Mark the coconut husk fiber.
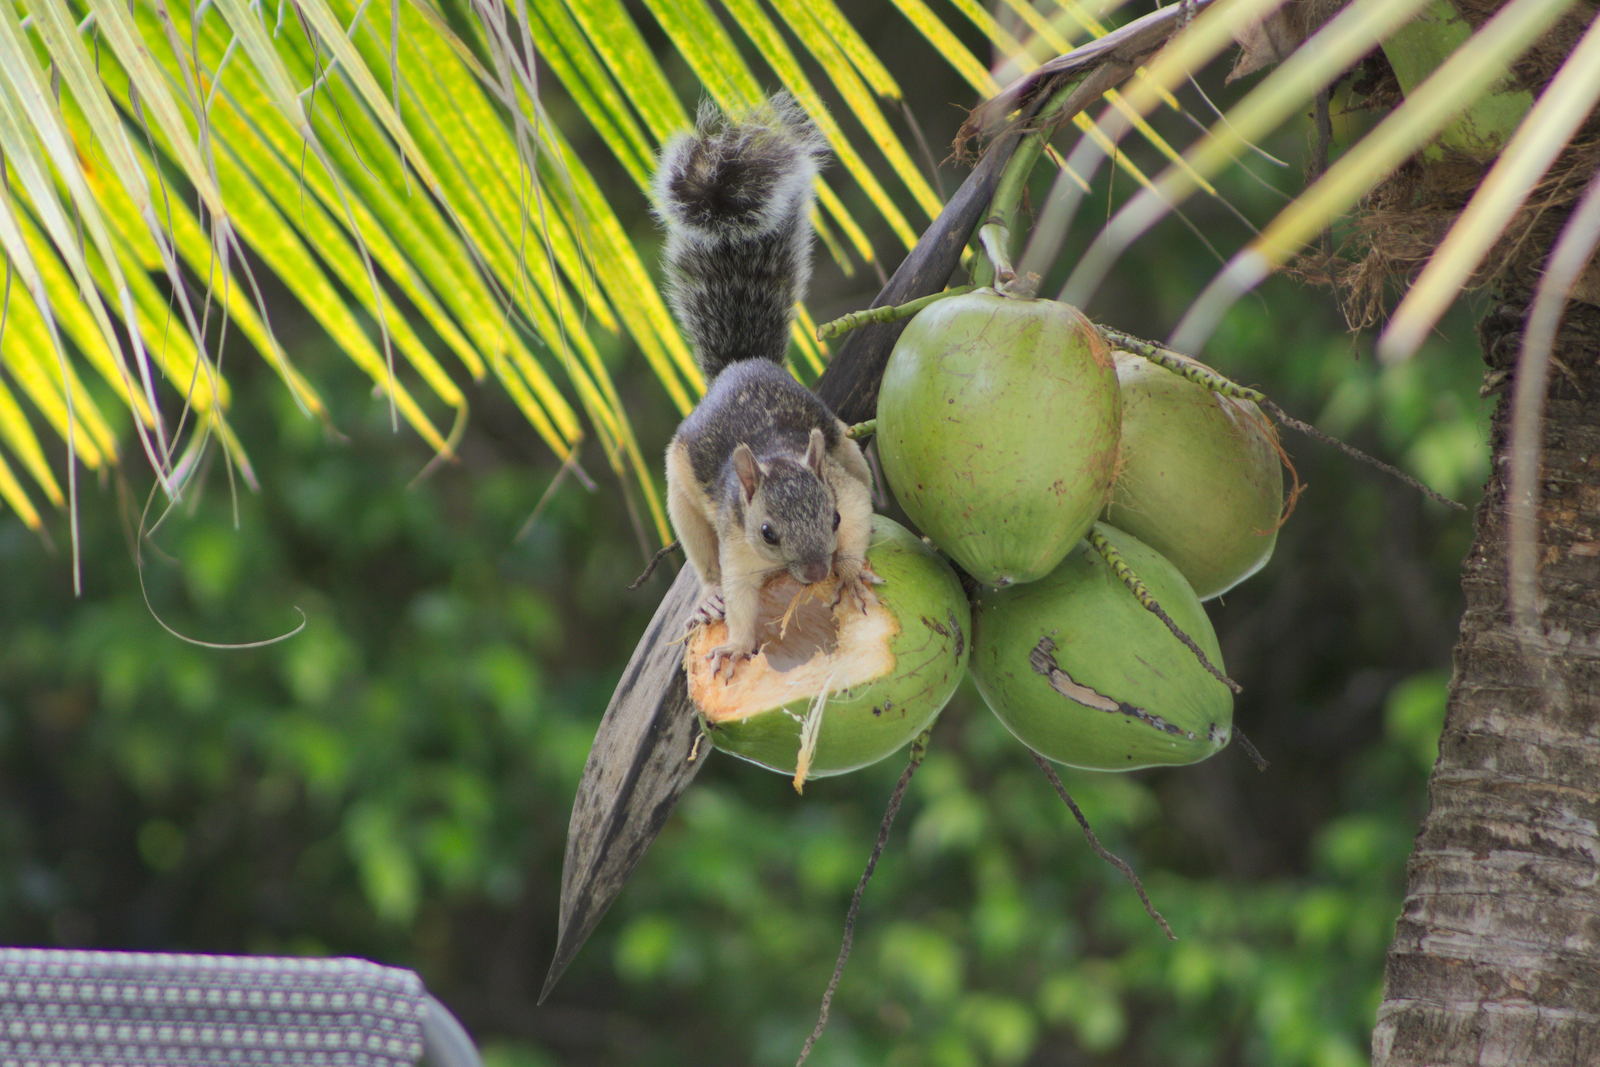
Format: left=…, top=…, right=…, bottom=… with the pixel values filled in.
left=1297, top=0, right=1600, bottom=326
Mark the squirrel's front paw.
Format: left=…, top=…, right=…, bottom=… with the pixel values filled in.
left=707, top=641, right=756, bottom=681
left=688, top=592, right=727, bottom=631
left=834, top=562, right=884, bottom=614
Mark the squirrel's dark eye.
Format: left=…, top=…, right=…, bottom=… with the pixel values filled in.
left=832, top=511, right=841, bottom=530
left=761, top=522, right=779, bottom=545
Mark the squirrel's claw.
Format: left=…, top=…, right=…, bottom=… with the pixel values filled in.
left=688, top=592, right=727, bottom=631
left=833, top=562, right=882, bottom=615
left=707, top=642, right=755, bottom=682
left=840, top=577, right=875, bottom=615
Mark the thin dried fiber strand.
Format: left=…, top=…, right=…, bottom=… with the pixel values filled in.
left=791, top=669, right=838, bottom=793
left=1033, top=752, right=1175, bottom=939
left=778, top=580, right=830, bottom=641
left=796, top=733, right=929, bottom=1065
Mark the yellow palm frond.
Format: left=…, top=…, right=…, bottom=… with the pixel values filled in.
left=8, top=0, right=1584, bottom=585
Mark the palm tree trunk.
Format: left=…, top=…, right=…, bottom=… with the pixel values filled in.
left=1373, top=297, right=1600, bottom=1064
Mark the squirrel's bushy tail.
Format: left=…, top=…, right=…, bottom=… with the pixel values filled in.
left=654, top=93, right=826, bottom=380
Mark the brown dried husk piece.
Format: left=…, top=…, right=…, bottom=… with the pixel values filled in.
left=1294, top=1, right=1600, bottom=323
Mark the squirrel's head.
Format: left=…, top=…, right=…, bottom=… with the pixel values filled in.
left=733, top=431, right=838, bottom=586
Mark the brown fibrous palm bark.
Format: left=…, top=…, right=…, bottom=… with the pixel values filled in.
left=1374, top=298, right=1600, bottom=1065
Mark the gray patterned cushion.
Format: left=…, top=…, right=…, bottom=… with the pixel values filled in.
left=0, top=950, right=427, bottom=1066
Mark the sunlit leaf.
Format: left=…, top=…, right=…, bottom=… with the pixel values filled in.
left=765, top=0, right=944, bottom=228
left=719, top=0, right=922, bottom=247
left=783, top=0, right=901, bottom=100
left=894, top=0, right=1206, bottom=218
left=0, top=371, right=63, bottom=506
left=555, top=0, right=690, bottom=144
left=0, top=443, right=41, bottom=527
left=523, top=0, right=656, bottom=188
left=8, top=211, right=124, bottom=464
left=0, top=1, right=169, bottom=479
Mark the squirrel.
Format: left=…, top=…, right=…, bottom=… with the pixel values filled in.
left=654, top=94, right=877, bottom=678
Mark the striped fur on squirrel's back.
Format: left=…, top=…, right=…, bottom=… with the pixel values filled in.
left=653, top=94, right=826, bottom=379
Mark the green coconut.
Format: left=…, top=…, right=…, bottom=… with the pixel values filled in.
left=876, top=288, right=1121, bottom=587
left=1105, top=351, right=1284, bottom=600
left=969, top=523, right=1232, bottom=771
left=688, top=515, right=969, bottom=784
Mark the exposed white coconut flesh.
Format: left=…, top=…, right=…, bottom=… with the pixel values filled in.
left=686, top=574, right=898, bottom=723
left=682, top=516, right=972, bottom=787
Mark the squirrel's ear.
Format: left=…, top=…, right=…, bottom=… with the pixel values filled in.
left=804, top=428, right=826, bottom=476
left=733, top=443, right=763, bottom=502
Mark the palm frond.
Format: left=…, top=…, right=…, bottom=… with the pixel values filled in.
left=11, top=0, right=1043, bottom=553
left=7, top=0, right=1590, bottom=581
left=0, top=369, right=61, bottom=512
left=0, top=439, right=43, bottom=527
left=1508, top=170, right=1600, bottom=627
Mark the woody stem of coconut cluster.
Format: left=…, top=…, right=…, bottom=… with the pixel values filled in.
left=628, top=540, right=681, bottom=589
left=1102, top=327, right=1465, bottom=511
left=816, top=287, right=975, bottom=341
left=1088, top=528, right=1241, bottom=694
left=970, top=79, right=1083, bottom=292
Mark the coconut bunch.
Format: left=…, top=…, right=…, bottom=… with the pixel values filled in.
left=687, top=285, right=1288, bottom=784
left=877, top=287, right=1284, bottom=773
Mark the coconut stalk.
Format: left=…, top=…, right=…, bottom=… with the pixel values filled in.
left=1086, top=526, right=1239, bottom=693
left=1101, top=327, right=1465, bottom=511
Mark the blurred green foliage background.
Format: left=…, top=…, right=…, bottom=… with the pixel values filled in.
left=0, top=20, right=1489, bottom=1067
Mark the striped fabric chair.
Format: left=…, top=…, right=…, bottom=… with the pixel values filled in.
left=0, top=949, right=481, bottom=1066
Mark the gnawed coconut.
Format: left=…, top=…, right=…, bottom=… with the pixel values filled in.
left=969, top=523, right=1232, bottom=771
left=876, top=288, right=1121, bottom=587
left=1105, top=350, right=1284, bottom=600
left=688, top=516, right=969, bottom=783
